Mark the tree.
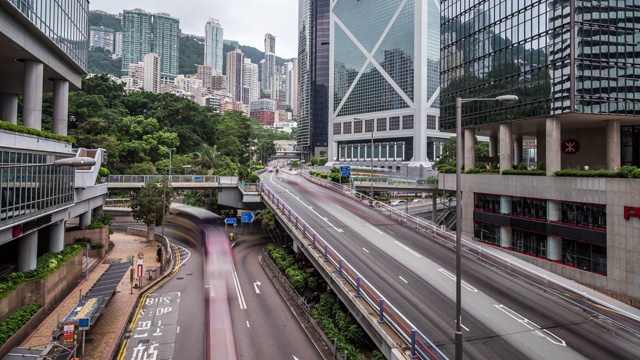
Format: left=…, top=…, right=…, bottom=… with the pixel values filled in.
left=131, top=179, right=171, bottom=241
left=434, top=136, right=490, bottom=171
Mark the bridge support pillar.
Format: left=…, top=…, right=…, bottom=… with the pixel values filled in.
left=432, top=193, right=437, bottom=223
left=18, top=232, right=38, bottom=272
left=79, top=211, right=91, bottom=229
left=49, top=221, right=64, bottom=253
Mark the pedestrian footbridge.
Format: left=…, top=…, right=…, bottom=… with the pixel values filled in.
left=105, top=175, right=239, bottom=190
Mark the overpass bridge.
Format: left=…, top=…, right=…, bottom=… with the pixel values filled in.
left=105, top=175, right=239, bottom=190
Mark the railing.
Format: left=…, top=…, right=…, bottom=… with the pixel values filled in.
left=259, top=181, right=448, bottom=360
left=239, top=181, right=259, bottom=192
left=106, top=175, right=239, bottom=185
left=435, top=206, right=454, bottom=225
left=300, top=172, right=640, bottom=330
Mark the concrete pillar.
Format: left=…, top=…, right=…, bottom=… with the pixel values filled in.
left=514, top=136, right=523, bottom=166
left=432, top=193, right=437, bottom=223
left=546, top=117, right=561, bottom=175
left=500, top=195, right=512, bottom=214
left=464, top=128, right=475, bottom=171
left=489, top=133, right=498, bottom=157
left=536, top=131, right=546, bottom=169
left=499, top=123, right=513, bottom=172
left=0, top=93, right=18, bottom=123
left=80, top=211, right=92, bottom=229
left=547, top=200, right=561, bottom=222
left=49, top=222, right=65, bottom=253
left=52, top=79, right=69, bottom=136
left=606, top=120, right=621, bottom=170
left=22, top=60, right=44, bottom=130
left=500, top=227, right=512, bottom=249
left=547, top=235, right=562, bottom=261
left=18, top=232, right=38, bottom=272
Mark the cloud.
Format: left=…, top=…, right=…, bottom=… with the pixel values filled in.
left=90, top=0, right=299, bottom=58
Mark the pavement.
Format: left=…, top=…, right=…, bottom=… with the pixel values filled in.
left=19, top=232, right=170, bottom=360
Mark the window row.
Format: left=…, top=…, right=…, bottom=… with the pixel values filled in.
left=338, top=142, right=405, bottom=161
left=333, top=115, right=417, bottom=135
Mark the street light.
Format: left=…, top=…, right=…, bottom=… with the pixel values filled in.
left=162, top=148, right=176, bottom=238
left=355, top=117, right=374, bottom=198
left=454, top=95, right=518, bottom=359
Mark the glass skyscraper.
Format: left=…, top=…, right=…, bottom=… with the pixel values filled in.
left=441, top=0, right=640, bottom=302
left=298, top=0, right=330, bottom=159
left=328, top=0, right=444, bottom=169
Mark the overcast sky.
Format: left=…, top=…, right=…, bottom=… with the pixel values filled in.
left=90, top=0, right=299, bottom=58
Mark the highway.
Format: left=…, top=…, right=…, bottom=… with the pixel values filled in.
left=262, top=171, right=640, bottom=359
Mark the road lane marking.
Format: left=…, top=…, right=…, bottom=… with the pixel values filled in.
left=461, top=324, right=469, bottom=332
left=394, top=241, right=422, bottom=258
left=494, top=304, right=566, bottom=346
left=362, top=248, right=369, bottom=253
left=438, top=269, right=478, bottom=292
left=232, top=270, right=247, bottom=310
left=399, top=276, right=408, bottom=284
left=246, top=321, right=250, bottom=328
left=254, top=281, right=261, bottom=294
left=367, top=224, right=384, bottom=234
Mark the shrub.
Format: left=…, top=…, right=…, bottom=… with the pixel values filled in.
left=517, top=162, right=528, bottom=170
left=538, top=161, right=545, bottom=171
left=90, top=242, right=105, bottom=250
left=0, top=302, right=42, bottom=346
left=632, top=169, right=640, bottom=178
left=619, top=165, right=638, bottom=178
left=245, top=172, right=260, bottom=182
left=501, top=169, right=546, bottom=176
left=554, top=169, right=622, bottom=178
left=437, top=165, right=456, bottom=173
left=464, top=167, right=485, bottom=174
left=0, top=121, right=74, bottom=143
left=87, top=221, right=105, bottom=229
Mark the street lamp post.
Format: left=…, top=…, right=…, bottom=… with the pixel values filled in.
left=454, top=95, right=517, bottom=359
left=162, top=148, right=176, bottom=238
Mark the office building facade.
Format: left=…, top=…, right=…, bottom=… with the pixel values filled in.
left=441, top=0, right=640, bottom=302
left=205, top=18, right=224, bottom=74
left=328, top=0, right=444, bottom=171
left=0, top=0, right=107, bottom=274
left=298, top=0, right=330, bottom=159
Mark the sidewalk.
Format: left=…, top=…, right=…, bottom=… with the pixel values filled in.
left=19, top=232, right=167, bottom=360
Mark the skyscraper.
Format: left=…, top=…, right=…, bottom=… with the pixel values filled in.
left=286, top=60, right=298, bottom=116
left=297, top=0, right=330, bottom=159
left=261, top=52, right=276, bottom=92
left=226, top=48, right=245, bottom=102
left=121, top=9, right=179, bottom=79
left=205, top=18, right=224, bottom=74
left=121, top=9, right=153, bottom=74
left=196, top=64, right=212, bottom=90
left=328, top=0, right=443, bottom=170
left=264, top=33, right=276, bottom=54
left=153, top=13, right=180, bottom=79
left=143, top=52, right=160, bottom=93
left=440, top=0, right=640, bottom=303
left=243, top=58, right=259, bottom=104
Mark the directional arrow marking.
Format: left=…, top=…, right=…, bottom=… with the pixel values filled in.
left=254, top=281, right=261, bottom=294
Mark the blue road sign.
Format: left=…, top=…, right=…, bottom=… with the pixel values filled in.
left=78, top=317, right=90, bottom=330
left=340, top=165, right=351, bottom=177
left=241, top=212, right=254, bottom=223
left=225, top=217, right=237, bottom=225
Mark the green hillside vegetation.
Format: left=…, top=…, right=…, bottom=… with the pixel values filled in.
left=89, top=11, right=122, bottom=31
left=88, top=47, right=121, bottom=76
left=179, top=35, right=204, bottom=75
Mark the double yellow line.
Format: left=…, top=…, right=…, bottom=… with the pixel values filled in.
left=116, top=243, right=182, bottom=360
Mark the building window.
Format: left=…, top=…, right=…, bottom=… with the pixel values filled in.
left=343, top=122, right=352, bottom=134
left=364, top=119, right=374, bottom=133
left=402, top=115, right=414, bottom=130
left=354, top=120, right=363, bottom=133
left=512, top=197, right=547, bottom=220
left=427, top=115, right=437, bottom=130
left=560, top=202, right=606, bottom=230
left=475, top=193, right=500, bottom=213
left=377, top=118, right=387, bottom=131
left=389, top=116, right=400, bottom=131
left=333, top=123, right=341, bottom=135
left=512, top=229, right=547, bottom=258
left=474, top=222, right=500, bottom=246
left=562, top=239, right=607, bottom=275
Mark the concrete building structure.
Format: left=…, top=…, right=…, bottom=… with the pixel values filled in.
left=211, top=73, right=227, bottom=92
left=250, top=99, right=278, bottom=126
left=153, top=13, right=180, bottom=80
left=89, top=26, right=116, bottom=52
left=113, top=31, right=123, bottom=59
left=226, top=48, right=245, bottom=103
left=121, top=9, right=153, bottom=74
left=0, top=0, right=107, bottom=272
left=143, top=53, right=160, bottom=93
left=204, top=18, right=224, bottom=74
left=328, top=0, right=447, bottom=173
left=243, top=59, right=260, bottom=104
left=196, top=64, right=212, bottom=90
left=264, top=33, right=276, bottom=54
left=298, top=0, right=330, bottom=159
left=261, top=53, right=276, bottom=92
left=286, top=60, right=298, bottom=116
left=441, top=0, right=640, bottom=302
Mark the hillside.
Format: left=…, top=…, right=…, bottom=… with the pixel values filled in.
left=88, top=10, right=294, bottom=77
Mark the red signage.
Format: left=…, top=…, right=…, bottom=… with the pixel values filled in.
left=12, top=225, right=22, bottom=238
left=561, top=139, right=580, bottom=154
left=63, top=323, right=75, bottom=345
left=137, top=264, right=144, bottom=278
left=624, top=206, right=640, bottom=220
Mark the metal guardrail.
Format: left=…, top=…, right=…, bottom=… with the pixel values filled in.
left=259, top=181, right=448, bottom=360
left=106, top=175, right=239, bottom=185
left=300, top=172, right=640, bottom=328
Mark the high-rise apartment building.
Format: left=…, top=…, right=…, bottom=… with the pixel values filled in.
left=121, top=9, right=179, bottom=79
left=264, top=33, right=276, bottom=54
left=242, top=59, right=259, bottom=104
left=298, top=0, right=330, bottom=159
left=328, top=0, right=444, bottom=171
left=121, top=9, right=153, bottom=74
left=286, top=60, right=298, bottom=116
left=211, top=73, right=227, bottom=92
left=143, top=53, right=160, bottom=93
left=226, top=48, right=245, bottom=102
left=113, top=32, right=123, bottom=59
left=196, top=64, right=212, bottom=90
left=261, top=53, right=276, bottom=92
left=205, top=18, right=224, bottom=74
left=440, top=0, right=640, bottom=302
left=153, top=13, right=179, bottom=79
left=89, top=26, right=116, bottom=52
left=271, top=72, right=287, bottom=110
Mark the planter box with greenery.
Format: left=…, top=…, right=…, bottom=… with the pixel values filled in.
left=0, top=302, right=43, bottom=358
